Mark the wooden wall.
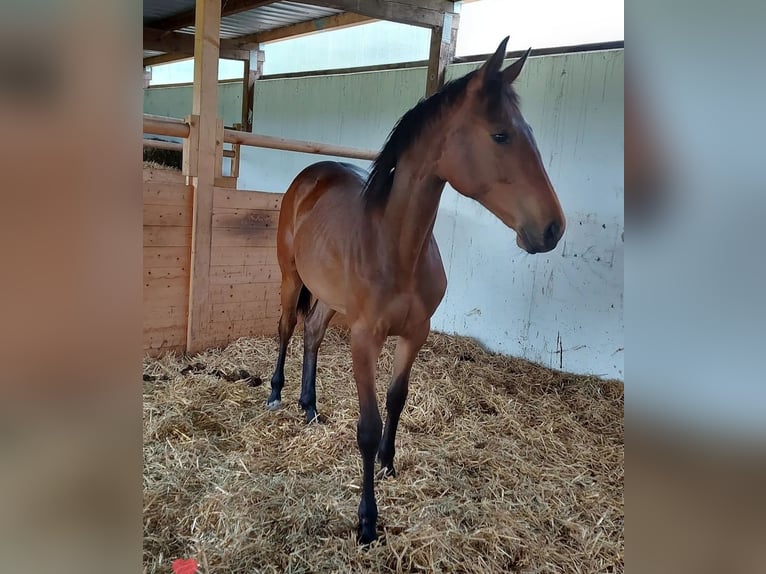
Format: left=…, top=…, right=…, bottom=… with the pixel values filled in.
left=206, top=186, right=282, bottom=348
left=143, top=165, right=283, bottom=356
left=143, top=166, right=193, bottom=355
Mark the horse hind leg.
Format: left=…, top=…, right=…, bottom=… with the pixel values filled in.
left=268, top=272, right=311, bottom=409
left=299, top=299, right=336, bottom=423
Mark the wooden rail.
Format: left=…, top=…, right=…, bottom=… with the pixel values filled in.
left=142, top=113, right=377, bottom=161
left=143, top=138, right=183, bottom=151
left=143, top=114, right=190, bottom=139
left=223, top=128, right=377, bottom=161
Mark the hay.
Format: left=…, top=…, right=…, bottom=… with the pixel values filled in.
left=143, top=328, right=623, bottom=573
left=143, top=159, right=181, bottom=171
left=143, top=147, right=182, bottom=170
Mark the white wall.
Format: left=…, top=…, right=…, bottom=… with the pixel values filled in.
left=436, top=54, right=624, bottom=379
left=237, top=50, right=624, bottom=379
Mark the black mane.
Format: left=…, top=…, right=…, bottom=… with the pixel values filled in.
left=362, top=69, right=519, bottom=209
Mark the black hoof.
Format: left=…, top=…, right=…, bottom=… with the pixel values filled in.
left=357, top=521, right=377, bottom=545
left=266, top=390, right=282, bottom=410
left=376, top=465, right=396, bottom=480
left=304, top=408, right=320, bottom=424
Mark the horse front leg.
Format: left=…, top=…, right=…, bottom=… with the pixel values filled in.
left=350, top=327, right=385, bottom=544
left=378, top=320, right=429, bottom=478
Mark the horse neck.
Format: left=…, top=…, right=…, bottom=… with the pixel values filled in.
left=378, top=138, right=447, bottom=276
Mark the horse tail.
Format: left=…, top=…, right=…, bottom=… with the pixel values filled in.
left=296, top=285, right=312, bottom=317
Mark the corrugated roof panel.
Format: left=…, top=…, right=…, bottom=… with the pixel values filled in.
left=174, top=1, right=343, bottom=39
left=144, top=0, right=196, bottom=25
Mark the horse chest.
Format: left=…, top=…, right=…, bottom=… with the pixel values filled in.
left=382, top=279, right=444, bottom=335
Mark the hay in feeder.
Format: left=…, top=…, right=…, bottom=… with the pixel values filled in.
left=143, top=327, right=623, bottom=573
left=143, top=147, right=182, bottom=170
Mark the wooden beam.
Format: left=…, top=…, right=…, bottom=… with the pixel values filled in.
left=142, top=114, right=377, bottom=160
left=241, top=12, right=373, bottom=44
left=241, top=48, right=264, bottom=132
left=294, top=0, right=456, bottom=28
left=144, top=28, right=253, bottom=61
left=143, top=53, right=190, bottom=67
left=148, top=0, right=278, bottom=32
left=186, top=0, right=222, bottom=355
left=425, top=11, right=458, bottom=95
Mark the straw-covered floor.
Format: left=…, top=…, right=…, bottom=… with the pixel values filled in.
left=143, top=328, right=623, bottom=573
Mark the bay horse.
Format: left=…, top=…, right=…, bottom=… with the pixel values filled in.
left=268, top=37, right=565, bottom=544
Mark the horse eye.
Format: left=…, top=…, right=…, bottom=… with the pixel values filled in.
left=492, top=132, right=510, bottom=144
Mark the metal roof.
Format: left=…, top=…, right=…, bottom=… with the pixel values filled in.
left=145, top=1, right=342, bottom=40
left=143, top=0, right=197, bottom=24
left=178, top=3, right=341, bottom=39
left=142, top=1, right=461, bottom=63
left=144, top=1, right=345, bottom=61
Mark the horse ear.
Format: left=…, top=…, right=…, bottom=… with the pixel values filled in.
left=502, top=47, right=532, bottom=84
left=469, top=36, right=509, bottom=92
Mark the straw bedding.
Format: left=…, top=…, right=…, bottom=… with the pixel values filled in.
left=143, top=327, right=623, bottom=573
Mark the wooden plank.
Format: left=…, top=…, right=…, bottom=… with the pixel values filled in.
left=143, top=292, right=189, bottom=310
left=144, top=204, right=193, bottom=227
left=213, top=188, right=282, bottom=210
left=143, top=166, right=185, bottom=185
left=144, top=303, right=189, bottom=329
left=145, top=345, right=186, bottom=358
left=144, top=226, right=192, bottom=247
left=144, top=325, right=187, bottom=351
left=214, top=176, right=238, bottom=188
left=210, top=245, right=277, bottom=266
left=211, top=226, right=277, bottom=247
left=144, top=267, right=189, bottom=282
left=294, top=0, right=455, bottom=28
left=212, top=208, right=279, bottom=230
left=426, top=12, right=458, bottom=95
left=144, top=298, right=188, bottom=316
left=210, top=264, right=281, bottom=285
left=209, top=282, right=280, bottom=304
left=248, top=12, right=372, bottom=44
left=144, top=275, right=188, bottom=291
left=241, top=49, right=264, bottom=133
left=182, top=114, right=199, bottom=177
left=143, top=182, right=192, bottom=206
left=187, top=0, right=221, bottom=354
left=205, top=318, right=280, bottom=341
left=144, top=53, right=190, bottom=67
left=212, top=300, right=268, bottom=322
left=144, top=246, right=191, bottom=268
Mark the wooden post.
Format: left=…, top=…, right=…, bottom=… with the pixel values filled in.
left=425, top=11, right=459, bottom=96
left=241, top=47, right=264, bottom=133
left=186, top=0, right=221, bottom=355
left=143, top=67, right=152, bottom=89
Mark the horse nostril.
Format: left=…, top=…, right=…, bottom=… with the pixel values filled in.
left=544, top=220, right=561, bottom=248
